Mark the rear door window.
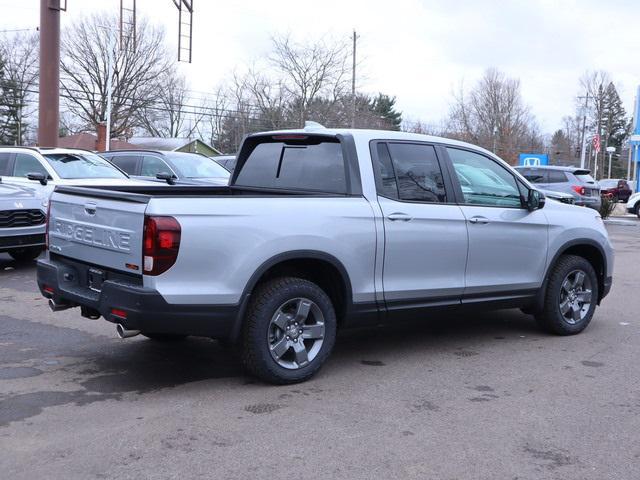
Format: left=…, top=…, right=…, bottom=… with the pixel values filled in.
left=235, top=138, right=346, bottom=193
left=547, top=170, right=567, bottom=183
left=0, top=153, right=11, bottom=175
left=520, top=168, right=547, bottom=184
left=385, top=143, right=447, bottom=202
left=109, top=155, right=140, bottom=175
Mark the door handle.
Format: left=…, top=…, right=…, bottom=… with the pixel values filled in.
left=468, top=216, right=489, bottom=224
left=387, top=212, right=412, bottom=222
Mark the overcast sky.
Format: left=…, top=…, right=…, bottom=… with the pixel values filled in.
left=2, top=0, right=639, bottom=133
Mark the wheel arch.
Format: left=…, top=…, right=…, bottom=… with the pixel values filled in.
left=229, top=250, right=353, bottom=342
left=534, top=239, right=607, bottom=312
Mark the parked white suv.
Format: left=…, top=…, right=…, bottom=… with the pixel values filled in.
left=0, top=147, right=152, bottom=195
left=38, top=126, right=615, bottom=384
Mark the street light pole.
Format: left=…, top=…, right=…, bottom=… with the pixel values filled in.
left=606, top=146, right=615, bottom=179
left=578, top=93, right=589, bottom=169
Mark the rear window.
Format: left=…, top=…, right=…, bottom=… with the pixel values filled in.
left=575, top=173, right=596, bottom=184
left=235, top=138, right=346, bottom=193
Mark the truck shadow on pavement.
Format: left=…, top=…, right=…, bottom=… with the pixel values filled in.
left=0, top=307, right=547, bottom=427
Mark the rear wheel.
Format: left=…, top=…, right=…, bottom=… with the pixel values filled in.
left=636, top=202, right=640, bottom=218
left=535, top=255, right=598, bottom=335
left=8, top=246, right=42, bottom=262
left=241, top=277, right=337, bottom=384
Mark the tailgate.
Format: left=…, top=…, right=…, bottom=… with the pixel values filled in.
left=48, top=188, right=148, bottom=274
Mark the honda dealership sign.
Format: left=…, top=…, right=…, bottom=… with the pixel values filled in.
left=518, top=153, right=549, bottom=166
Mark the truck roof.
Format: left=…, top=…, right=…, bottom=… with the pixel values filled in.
left=249, top=125, right=499, bottom=159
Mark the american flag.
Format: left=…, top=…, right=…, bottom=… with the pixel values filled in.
left=592, top=134, right=601, bottom=153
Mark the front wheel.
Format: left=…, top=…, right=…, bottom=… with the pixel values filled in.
left=8, top=246, right=43, bottom=262
left=241, top=277, right=337, bottom=384
left=535, top=255, right=599, bottom=335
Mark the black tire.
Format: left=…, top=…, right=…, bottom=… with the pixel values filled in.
left=140, top=333, right=187, bottom=341
left=636, top=203, right=640, bottom=218
left=8, top=246, right=43, bottom=262
left=535, top=255, right=599, bottom=335
left=241, top=277, right=337, bottom=384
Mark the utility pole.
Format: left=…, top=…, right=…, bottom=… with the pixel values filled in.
left=39, top=0, right=64, bottom=147
left=578, top=92, right=589, bottom=169
left=351, top=30, right=357, bottom=128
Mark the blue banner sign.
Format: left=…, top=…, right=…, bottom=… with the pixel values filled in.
left=518, top=153, right=549, bottom=166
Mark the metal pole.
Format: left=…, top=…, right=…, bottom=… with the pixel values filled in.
left=607, top=152, right=612, bottom=179
left=627, top=144, right=633, bottom=180
left=38, top=0, right=61, bottom=147
left=579, top=93, right=589, bottom=169
left=351, top=30, right=357, bottom=128
left=105, top=31, right=114, bottom=151
left=633, top=143, right=640, bottom=184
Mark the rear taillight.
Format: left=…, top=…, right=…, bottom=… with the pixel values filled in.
left=45, top=200, right=52, bottom=249
left=143, top=216, right=181, bottom=276
left=571, top=185, right=586, bottom=196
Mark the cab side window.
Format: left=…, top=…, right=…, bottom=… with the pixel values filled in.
left=374, top=142, right=447, bottom=203
left=13, top=153, right=48, bottom=178
left=447, top=148, right=522, bottom=208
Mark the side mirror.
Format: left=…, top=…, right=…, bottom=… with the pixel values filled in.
left=156, top=172, right=177, bottom=185
left=27, top=172, right=48, bottom=186
left=527, top=189, right=545, bottom=211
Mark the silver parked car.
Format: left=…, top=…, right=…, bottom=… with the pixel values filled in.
left=0, top=181, right=46, bottom=262
left=515, top=165, right=601, bottom=210
left=38, top=126, right=614, bottom=384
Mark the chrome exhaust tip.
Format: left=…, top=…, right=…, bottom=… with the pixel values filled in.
left=48, top=298, right=71, bottom=312
left=116, top=324, right=140, bottom=339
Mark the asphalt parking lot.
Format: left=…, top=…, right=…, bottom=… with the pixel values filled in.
left=1, top=222, right=639, bottom=480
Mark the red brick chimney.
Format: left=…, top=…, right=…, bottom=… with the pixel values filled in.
left=95, top=123, right=107, bottom=152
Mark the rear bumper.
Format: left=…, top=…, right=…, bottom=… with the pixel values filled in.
left=575, top=196, right=601, bottom=210
left=0, top=233, right=45, bottom=252
left=37, top=255, right=241, bottom=339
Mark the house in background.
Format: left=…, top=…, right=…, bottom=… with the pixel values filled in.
left=58, top=124, right=139, bottom=151
left=127, top=137, right=223, bottom=156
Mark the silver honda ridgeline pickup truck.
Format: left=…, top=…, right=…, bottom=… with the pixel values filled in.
left=37, top=126, right=614, bottom=384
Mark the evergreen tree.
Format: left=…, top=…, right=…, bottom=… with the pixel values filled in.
left=370, top=94, right=402, bottom=130
left=600, top=82, right=630, bottom=177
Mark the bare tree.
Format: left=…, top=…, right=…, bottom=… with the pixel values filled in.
left=0, top=32, right=39, bottom=144
left=270, top=34, right=350, bottom=127
left=195, top=85, right=229, bottom=150
left=446, top=68, right=541, bottom=163
left=60, top=13, right=172, bottom=138
left=136, top=68, right=204, bottom=138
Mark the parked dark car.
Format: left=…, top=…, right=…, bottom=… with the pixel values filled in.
left=598, top=179, right=633, bottom=202
left=212, top=155, right=237, bottom=173
left=101, top=150, right=230, bottom=185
